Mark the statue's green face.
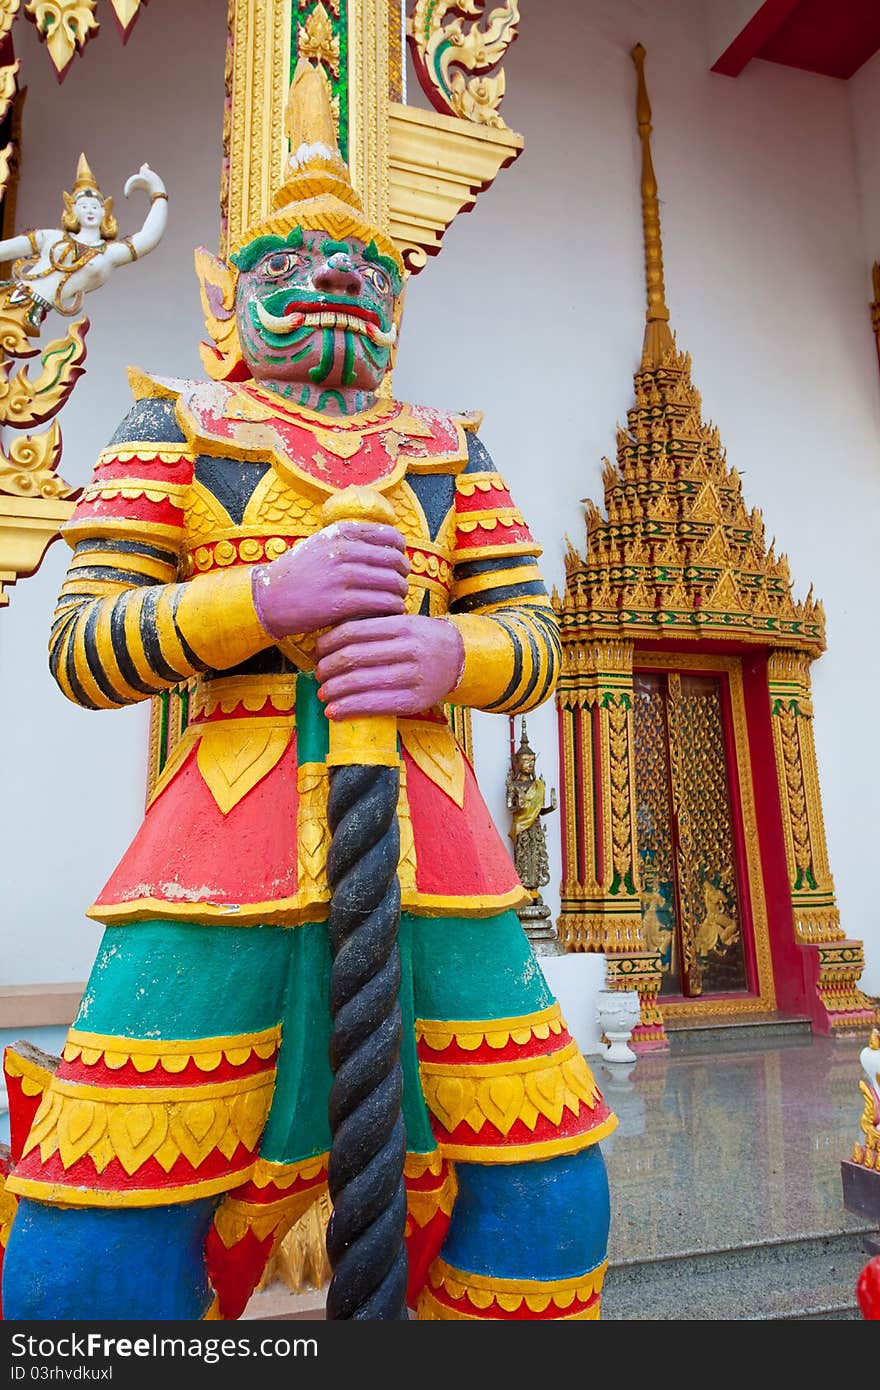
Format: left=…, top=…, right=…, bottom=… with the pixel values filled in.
left=232, top=226, right=401, bottom=396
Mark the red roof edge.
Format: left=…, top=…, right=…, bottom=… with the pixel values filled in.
left=711, top=0, right=802, bottom=77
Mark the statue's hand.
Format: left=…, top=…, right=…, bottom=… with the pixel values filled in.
left=252, top=521, right=410, bottom=639
left=124, top=163, right=166, bottom=199
left=314, top=614, right=465, bottom=720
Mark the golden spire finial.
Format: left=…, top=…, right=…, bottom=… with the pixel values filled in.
left=233, top=57, right=404, bottom=281
left=71, top=152, right=102, bottom=199
left=267, top=57, right=365, bottom=221
left=285, top=57, right=339, bottom=161
left=631, top=44, right=673, bottom=368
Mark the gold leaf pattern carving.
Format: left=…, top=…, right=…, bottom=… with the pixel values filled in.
left=25, top=0, right=99, bottom=77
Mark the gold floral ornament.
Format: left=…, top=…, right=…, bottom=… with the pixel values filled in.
left=25, top=0, right=99, bottom=79
left=407, top=0, right=521, bottom=129
left=297, top=1, right=339, bottom=79
left=0, top=1, right=20, bottom=42
left=0, top=320, right=85, bottom=499
left=0, top=418, right=66, bottom=498
left=24, top=0, right=147, bottom=79
left=0, top=58, right=19, bottom=123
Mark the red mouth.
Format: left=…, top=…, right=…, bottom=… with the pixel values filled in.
left=282, top=299, right=382, bottom=329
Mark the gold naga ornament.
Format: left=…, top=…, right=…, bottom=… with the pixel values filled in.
left=850, top=1028, right=880, bottom=1172
left=407, top=0, right=521, bottom=128
left=841, top=1026, right=880, bottom=1250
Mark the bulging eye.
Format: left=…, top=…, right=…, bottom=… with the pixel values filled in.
left=262, top=251, right=300, bottom=279
left=363, top=265, right=389, bottom=295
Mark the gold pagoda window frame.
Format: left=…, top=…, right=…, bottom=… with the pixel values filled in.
left=633, top=650, right=776, bottom=1021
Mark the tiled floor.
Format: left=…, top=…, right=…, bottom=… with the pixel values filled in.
left=248, top=1019, right=880, bottom=1319
left=596, top=1024, right=876, bottom=1264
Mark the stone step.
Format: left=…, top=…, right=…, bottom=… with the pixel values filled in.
left=601, top=1229, right=872, bottom=1321
left=663, top=1011, right=813, bottom=1055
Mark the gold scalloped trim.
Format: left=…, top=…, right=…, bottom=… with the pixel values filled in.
left=81, top=481, right=189, bottom=504
left=96, top=446, right=192, bottom=469
left=416, top=1003, right=564, bottom=1052
left=407, top=1170, right=458, bottom=1230
left=3, top=1047, right=55, bottom=1097
left=419, top=1042, right=600, bottom=1137
left=423, top=1258, right=607, bottom=1316
left=455, top=510, right=525, bottom=533
left=18, top=1072, right=275, bottom=1177
left=62, top=1026, right=281, bottom=1074
left=403, top=1149, right=446, bottom=1179
left=212, top=1188, right=320, bottom=1249
left=418, top=1286, right=601, bottom=1319
left=249, top=1155, right=329, bottom=1190
left=191, top=675, right=299, bottom=718
left=409, top=548, right=453, bottom=585
left=455, top=473, right=509, bottom=497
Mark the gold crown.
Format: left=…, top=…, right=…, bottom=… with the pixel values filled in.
left=233, top=58, right=404, bottom=278
left=515, top=719, right=537, bottom=760
left=69, top=152, right=104, bottom=201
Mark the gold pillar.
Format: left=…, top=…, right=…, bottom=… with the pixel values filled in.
left=347, top=0, right=391, bottom=235
left=769, top=649, right=877, bottom=1029
left=222, top=0, right=293, bottom=259
left=556, top=638, right=665, bottom=1046
left=769, top=650, right=842, bottom=945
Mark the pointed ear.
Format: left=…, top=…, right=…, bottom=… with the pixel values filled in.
left=102, top=195, right=114, bottom=219
left=194, top=247, right=249, bottom=381
left=195, top=246, right=235, bottom=318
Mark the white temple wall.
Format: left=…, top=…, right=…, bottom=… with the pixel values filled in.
left=851, top=49, right=880, bottom=282
left=1, top=0, right=878, bottom=1033
left=701, top=0, right=764, bottom=69
left=397, top=2, right=880, bottom=998
left=1, top=0, right=227, bottom=999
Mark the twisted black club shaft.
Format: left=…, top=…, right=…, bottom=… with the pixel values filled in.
left=325, top=762, right=409, bottom=1321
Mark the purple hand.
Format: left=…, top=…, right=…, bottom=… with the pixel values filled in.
left=252, top=521, right=410, bottom=638
left=314, top=615, right=465, bottom=719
